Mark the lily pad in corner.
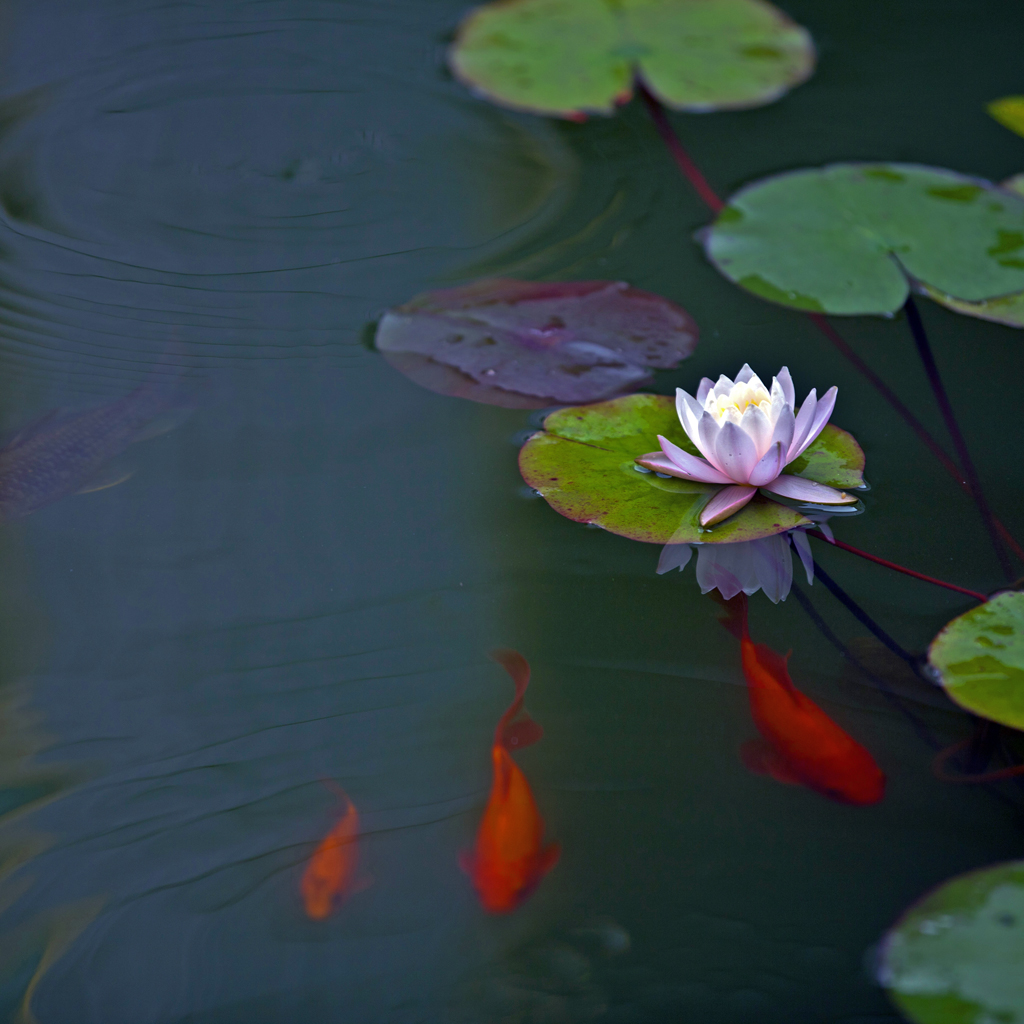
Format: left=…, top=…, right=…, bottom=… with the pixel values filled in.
left=448, top=0, right=815, bottom=120
left=518, top=393, right=863, bottom=544
left=375, top=279, right=698, bottom=408
left=702, top=163, right=1024, bottom=316
left=878, top=858, right=1024, bottom=1023
left=927, top=590, right=1024, bottom=730
left=989, top=96, right=1024, bottom=139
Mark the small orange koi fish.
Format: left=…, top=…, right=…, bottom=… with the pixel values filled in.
left=460, top=649, right=561, bottom=913
left=302, top=784, right=360, bottom=920
left=720, top=594, right=885, bottom=806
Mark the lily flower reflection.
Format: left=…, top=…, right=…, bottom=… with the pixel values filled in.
left=460, top=649, right=560, bottom=914
left=658, top=520, right=834, bottom=604
left=637, top=364, right=856, bottom=525
left=0, top=373, right=192, bottom=523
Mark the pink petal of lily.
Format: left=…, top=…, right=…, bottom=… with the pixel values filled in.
left=635, top=450, right=731, bottom=485
left=700, top=484, right=757, bottom=526
left=656, top=435, right=732, bottom=483
left=761, top=475, right=855, bottom=504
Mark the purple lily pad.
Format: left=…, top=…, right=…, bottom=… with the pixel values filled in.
left=375, top=278, right=699, bottom=407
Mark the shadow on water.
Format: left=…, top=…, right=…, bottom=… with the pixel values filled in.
left=0, top=0, right=1019, bottom=1022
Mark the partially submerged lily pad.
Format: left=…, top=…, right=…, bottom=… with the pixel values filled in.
left=989, top=96, right=1024, bottom=139
left=375, top=279, right=699, bottom=407
left=927, top=591, right=1024, bottom=730
left=518, top=393, right=863, bottom=544
left=449, top=0, right=815, bottom=120
left=878, top=859, right=1024, bottom=1023
left=702, top=163, right=1024, bottom=316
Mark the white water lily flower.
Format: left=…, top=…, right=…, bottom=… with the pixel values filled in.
left=657, top=519, right=834, bottom=604
left=637, top=364, right=857, bottom=526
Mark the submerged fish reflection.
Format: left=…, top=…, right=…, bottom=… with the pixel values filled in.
left=0, top=373, right=192, bottom=523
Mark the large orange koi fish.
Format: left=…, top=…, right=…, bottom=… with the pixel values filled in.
left=460, top=649, right=561, bottom=913
left=720, top=595, right=885, bottom=805
left=302, top=785, right=360, bottom=919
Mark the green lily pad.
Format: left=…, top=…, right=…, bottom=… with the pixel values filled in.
left=989, top=96, right=1024, bottom=140
left=920, top=175, right=1024, bottom=327
left=702, top=163, right=1024, bottom=316
left=448, top=0, right=815, bottom=120
left=518, top=393, right=863, bottom=544
left=927, top=591, right=1024, bottom=730
left=878, top=859, right=1024, bottom=1023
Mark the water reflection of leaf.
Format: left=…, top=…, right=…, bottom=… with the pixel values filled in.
left=376, top=279, right=698, bottom=406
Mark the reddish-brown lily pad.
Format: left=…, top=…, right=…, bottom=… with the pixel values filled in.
left=374, top=278, right=699, bottom=407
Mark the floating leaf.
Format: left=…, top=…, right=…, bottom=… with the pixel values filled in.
left=518, top=393, right=863, bottom=544
left=375, top=279, right=699, bottom=407
left=921, top=174, right=1024, bottom=327
left=702, top=163, right=1024, bottom=316
left=878, top=859, right=1024, bottom=1023
left=989, top=96, right=1024, bottom=139
left=449, top=0, right=815, bottom=120
left=927, top=591, right=1024, bottom=730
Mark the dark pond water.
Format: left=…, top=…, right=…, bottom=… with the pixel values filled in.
left=0, top=1, right=1022, bottom=1021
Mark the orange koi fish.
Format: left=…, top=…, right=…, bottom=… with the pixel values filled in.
left=460, top=649, right=561, bottom=913
left=720, top=594, right=885, bottom=805
left=302, top=784, right=360, bottom=919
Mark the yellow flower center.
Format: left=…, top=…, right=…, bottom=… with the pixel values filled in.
left=709, top=382, right=772, bottom=421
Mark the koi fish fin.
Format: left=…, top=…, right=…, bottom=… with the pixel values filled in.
left=76, top=463, right=134, bottom=494
left=351, top=873, right=374, bottom=895
left=740, top=738, right=806, bottom=787
left=131, top=403, right=194, bottom=443
left=751, top=642, right=800, bottom=697
left=712, top=592, right=749, bottom=641
left=537, top=841, right=561, bottom=877
left=489, top=648, right=535, bottom=745
left=501, top=716, right=544, bottom=751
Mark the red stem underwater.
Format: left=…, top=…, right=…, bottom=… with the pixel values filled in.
left=808, top=530, right=988, bottom=602
left=638, top=91, right=1024, bottom=568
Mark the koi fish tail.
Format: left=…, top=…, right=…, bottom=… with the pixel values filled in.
left=712, top=592, right=749, bottom=642
left=489, top=649, right=544, bottom=750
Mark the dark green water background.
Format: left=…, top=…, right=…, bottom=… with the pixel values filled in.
left=0, top=0, right=1022, bottom=1021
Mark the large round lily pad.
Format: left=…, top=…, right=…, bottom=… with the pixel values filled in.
left=448, top=0, right=815, bottom=120
left=375, top=279, right=699, bottom=407
left=518, top=393, right=863, bottom=544
left=927, top=591, right=1024, bottom=730
left=702, top=163, right=1024, bottom=316
left=878, top=859, right=1024, bottom=1023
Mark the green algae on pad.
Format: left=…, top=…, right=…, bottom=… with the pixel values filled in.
left=448, top=0, right=815, bottom=119
left=928, top=591, right=1024, bottom=730
left=518, top=393, right=863, bottom=544
left=702, top=163, right=1024, bottom=316
left=879, top=859, right=1024, bottom=1023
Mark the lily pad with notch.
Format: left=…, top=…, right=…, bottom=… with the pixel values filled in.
left=448, top=0, right=815, bottom=120
left=518, top=393, right=863, bottom=543
left=702, top=163, right=1024, bottom=317
left=927, top=590, right=1024, bottom=730
left=375, top=279, right=699, bottom=408
left=878, top=858, right=1024, bottom=1023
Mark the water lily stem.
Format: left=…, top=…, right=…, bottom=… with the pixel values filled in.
left=639, top=99, right=1024, bottom=567
left=807, top=530, right=988, bottom=602
left=903, top=296, right=1015, bottom=580
left=635, top=82, right=724, bottom=214
left=809, top=560, right=916, bottom=665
